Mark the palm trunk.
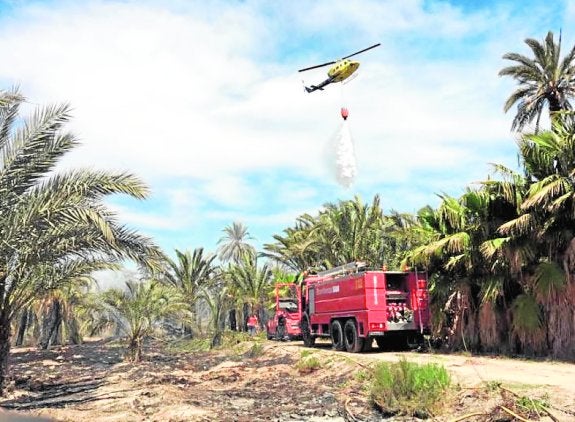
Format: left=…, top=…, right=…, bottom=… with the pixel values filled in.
left=548, top=100, right=562, bottom=129
left=242, top=303, right=249, bottom=331
left=50, top=314, right=62, bottom=346
left=228, top=309, right=237, bottom=331
left=545, top=283, right=575, bottom=359
left=257, top=304, right=265, bottom=330
left=211, top=305, right=227, bottom=349
left=211, top=331, right=223, bottom=348
left=0, top=310, right=11, bottom=396
left=38, top=299, right=62, bottom=350
left=478, top=302, right=509, bottom=353
left=183, top=325, right=191, bottom=337
left=15, top=308, right=29, bottom=347
left=127, top=337, right=142, bottom=362
left=443, top=287, right=479, bottom=351
left=31, top=311, right=40, bottom=343
left=67, top=317, right=82, bottom=345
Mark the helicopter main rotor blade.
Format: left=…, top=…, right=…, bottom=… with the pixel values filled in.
left=341, top=43, right=381, bottom=60
left=298, top=61, right=337, bottom=72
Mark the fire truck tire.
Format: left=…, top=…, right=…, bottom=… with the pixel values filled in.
left=331, top=320, right=345, bottom=351
left=343, top=319, right=364, bottom=353
left=301, top=315, right=316, bottom=347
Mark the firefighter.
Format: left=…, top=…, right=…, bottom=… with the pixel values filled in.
left=247, top=313, right=259, bottom=336
left=277, top=311, right=287, bottom=341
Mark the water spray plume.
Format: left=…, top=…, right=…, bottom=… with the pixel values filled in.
left=334, top=107, right=356, bottom=188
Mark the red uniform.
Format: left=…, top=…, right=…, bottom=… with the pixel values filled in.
left=247, top=315, right=258, bottom=335
left=247, top=315, right=259, bottom=327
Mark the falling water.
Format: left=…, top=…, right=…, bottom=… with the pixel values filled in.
left=334, top=119, right=357, bottom=188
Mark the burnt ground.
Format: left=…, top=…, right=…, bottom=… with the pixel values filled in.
left=1, top=338, right=574, bottom=421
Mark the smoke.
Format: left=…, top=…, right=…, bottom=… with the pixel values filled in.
left=334, top=119, right=357, bottom=188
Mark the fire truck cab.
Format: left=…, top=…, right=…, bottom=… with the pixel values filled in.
left=266, top=283, right=303, bottom=341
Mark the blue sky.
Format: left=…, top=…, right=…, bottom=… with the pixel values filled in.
left=0, top=0, right=572, bottom=259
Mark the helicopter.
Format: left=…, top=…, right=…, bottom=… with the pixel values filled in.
left=299, top=43, right=381, bottom=93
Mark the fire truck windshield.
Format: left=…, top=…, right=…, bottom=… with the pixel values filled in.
left=278, top=299, right=298, bottom=312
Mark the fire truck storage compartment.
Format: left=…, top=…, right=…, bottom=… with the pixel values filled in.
left=384, top=272, right=415, bottom=330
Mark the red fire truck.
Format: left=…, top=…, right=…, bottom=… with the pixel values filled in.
left=300, top=262, right=430, bottom=352
left=266, top=283, right=303, bottom=341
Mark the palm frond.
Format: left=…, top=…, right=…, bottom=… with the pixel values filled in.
left=522, top=175, right=568, bottom=209
left=534, top=261, right=566, bottom=298
left=498, top=213, right=534, bottom=236
left=480, top=237, right=510, bottom=260
left=511, top=293, right=543, bottom=334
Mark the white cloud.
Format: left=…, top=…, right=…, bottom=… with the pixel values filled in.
left=107, top=202, right=184, bottom=231
left=201, top=175, right=255, bottom=208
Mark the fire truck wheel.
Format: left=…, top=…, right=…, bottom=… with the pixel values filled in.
left=344, top=319, right=364, bottom=353
left=302, top=316, right=316, bottom=347
left=331, top=320, right=345, bottom=351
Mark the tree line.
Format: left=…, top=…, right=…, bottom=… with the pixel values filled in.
left=1, top=30, right=575, bottom=395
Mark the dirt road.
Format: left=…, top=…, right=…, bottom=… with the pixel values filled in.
left=310, top=339, right=575, bottom=400
left=1, top=338, right=574, bottom=421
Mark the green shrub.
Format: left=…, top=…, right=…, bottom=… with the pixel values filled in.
left=485, top=380, right=502, bottom=392
left=354, top=369, right=370, bottom=382
left=296, top=355, right=322, bottom=374
left=299, top=349, right=315, bottom=359
left=245, top=342, right=264, bottom=358
left=370, top=358, right=451, bottom=418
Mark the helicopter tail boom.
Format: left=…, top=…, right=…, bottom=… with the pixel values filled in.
left=304, top=77, right=334, bottom=93
left=305, top=85, right=324, bottom=93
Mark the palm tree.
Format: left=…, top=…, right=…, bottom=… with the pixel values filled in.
left=228, top=252, right=273, bottom=330
left=101, top=280, right=187, bottom=362
left=264, top=195, right=395, bottom=271
left=163, top=248, right=216, bottom=336
left=315, top=195, right=388, bottom=267
left=499, top=120, right=575, bottom=358
left=0, top=90, right=164, bottom=393
left=499, top=31, right=575, bottom=132
left=405, top=187, right=519, bottom=352
left=199, top=280, right=229, bottom=348
left=217, top=222, right=256, bottom=330
left=217, top=222, right=255, bottom=263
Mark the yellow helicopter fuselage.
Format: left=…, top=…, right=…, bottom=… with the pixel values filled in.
left=327, top=59, right=360, bottom=82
